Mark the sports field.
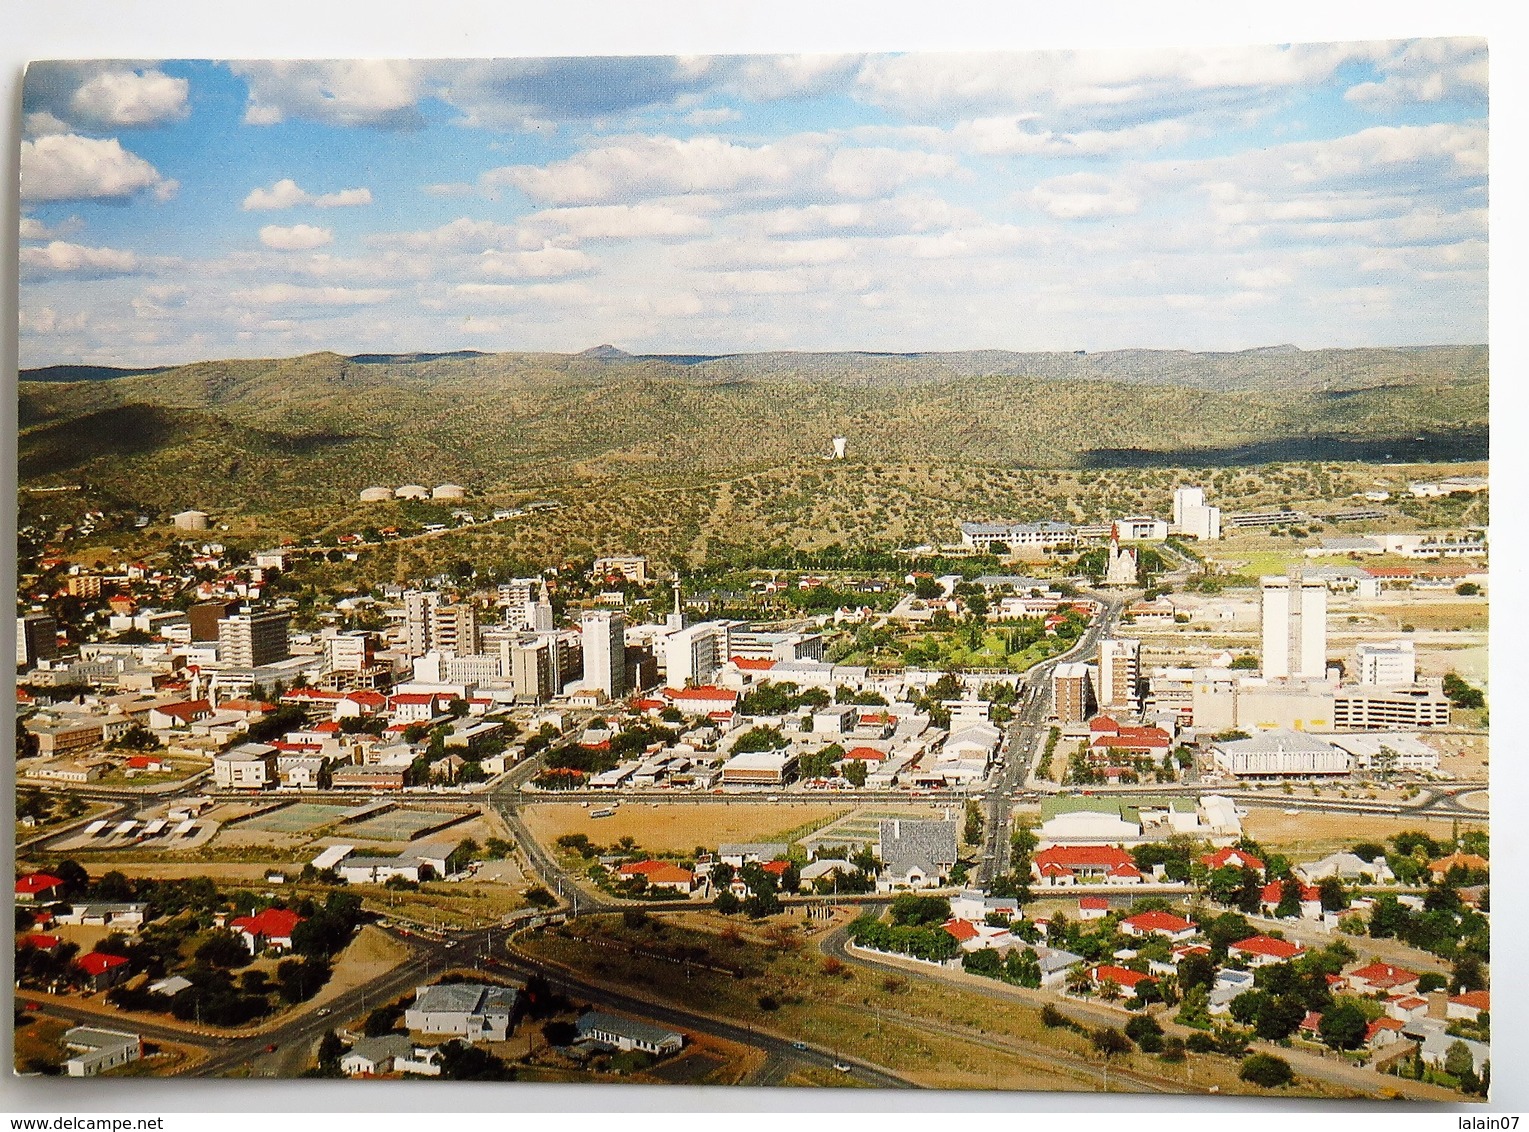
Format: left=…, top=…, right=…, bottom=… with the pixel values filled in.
left=239, top=803, right=360, bottom=834
left=343, top=806, right=469, bottom=841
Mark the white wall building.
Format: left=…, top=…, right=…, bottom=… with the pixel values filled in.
left=582, top=610, right=627, bottom=699
left=665, top=621, right=729, bottom=689
left=1355, top=641, right=1417, bottom=686
left=1260, top=576, right=1327, bottom=680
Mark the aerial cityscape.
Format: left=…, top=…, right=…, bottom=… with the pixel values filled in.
left=14, top=45, right=1489, bottom=1099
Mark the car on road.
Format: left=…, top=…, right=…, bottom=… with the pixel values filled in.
left=792, top=1041, right=808, bottom=1050
left=833, top=1062, right=851, bottom=1073
left=23, top=1002, right=41, bottom=1012
left=265, top=1043, right=278, bottom=1053
left=316, top=1008, right=331, bottom=1016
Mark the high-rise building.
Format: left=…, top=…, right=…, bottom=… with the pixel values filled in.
left=217, top=610, right=291, bottom=669
left=1260, top=576, right=1327, bottom=680
left=323, top=629, right=374, bottom=673
left=1053, top=662, right=1097, bottom=724
left=189, top=599, right=239, bottom=642
left=1097, top=638, right=1142, bottom=712
left=403, top=590, right=439, bottom=657
left=429, top=603, right=479, bottom=659
left=582, top=611, right=626, bottom=698
left=16, top=613, right=59, bottom=667
left=507, top=635, right=562, bottom=702
left=665, top=621, right=729, bottom=688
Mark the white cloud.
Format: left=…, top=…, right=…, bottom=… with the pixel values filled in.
left=756, top=194, right=970, bottom=238
left=476, top=246, right=596, bottom=279
left=1346, top=38, right=1487, bottom=111
left=19, top=307, right=88, bottom=335
left=1030, top=173, right=1141, bottom=219
left=19, top=214, right=83, bottom=241
left=259, top=224, right=335, bottom=250
left=528, top=200, right=718, bottom=241
left=69, top=68, right=189, bottom=127
left=686, top=107, right=741, bottom=126
left=132, top=285, right=189, bottom=318
left=231, top=283, right=395, bottom=306
left=20, top=240, right=139, bottom=275
left=20, top=133, right=174, bottom=202
left=371, top=217, right=530, bottom=253
left=231, top=61, right=428, bottom=129
left=243, top=178, right=373, bottom=210
left=485, top=134, right=955, bottom=206
left=23, top=110, right=71, bottom=137
left=961, top=116, right=1194, bottom=156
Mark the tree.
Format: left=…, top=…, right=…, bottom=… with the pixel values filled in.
left=1239, top=1053, right=1294, bottom=1089
left=1275, top=877, right=1304, bottom=919
left=1317, top=878, right=1348, bottom=912
left=1318, top=999, right=1368, bottom=1050
left=1255, top=995, right=1307, bottom=1041
left=195, top=932, right=252, bottom=969
left=315, top=1030, right=347, bottom=1075
left=1444, top=1039, right=1475, bottom=1079
left=1451, top=953, right=1486, bottom=993
left=1091, top=1027, right=1132, bottom=1057
left=843, top=760, right=868, bottom=787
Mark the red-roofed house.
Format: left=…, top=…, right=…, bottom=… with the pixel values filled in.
left=1385, top=995, right=1430, bottom=1024
left=730, top=657, right=778, bottom=673
left=388, top=692, right=445, bottom=723
left=17, top=933, right=62, bottom=954
left=1347, top=962, right=1420, bottom=996
left=76, top=951, right=131, bottom=990
left=1119, top=911, right=1197, bottom=941
left=943, top=918, right=981, bottom=944
left=843, top=746, right=888, bottom=762
left=334, top=690, right=388, bottom=718
left=230, top=907, right=305, bottom=954
left=1228, top=935, right=1306, bottom=966
left=1364, top=1017, right=1406, bottom=1050
left=664, top=686, right=739, bottom=716
left=1200, top=846, right=1265, bottom=873
left=1032, top=845, right=1143, bottom=886
left=1427, top=851, right=1489, bottom=882
left=1077, top=895, right=1110, bottom=919
left=1259, top=881, right=1323, bottom=920
left=1448, top=990, right=1490, bottom=1021
left=216, top=698, right=277, bottom=717
left=125, top=754, right=172, bottom=773
left=15, top=873, right=63, bottom=903
left=1088, top=964, right=1156, bottom=995
left=615, top=860, right=695, bottom=893
left=1299, top=1011, right=1324, bottom=1039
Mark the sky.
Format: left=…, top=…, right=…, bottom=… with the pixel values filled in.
left=17, top=42, right=1488, bottom=366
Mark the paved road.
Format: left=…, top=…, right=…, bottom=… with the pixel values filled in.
left=984, top=588, right=1129, bottom=880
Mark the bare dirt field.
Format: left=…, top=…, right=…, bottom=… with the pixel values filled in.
left=522, top=802, right=853, bottom=855
left=1241, top=808, right=1467, bottom=857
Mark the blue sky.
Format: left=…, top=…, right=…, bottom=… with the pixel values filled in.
left=18, top=42, right=1487, bottom=365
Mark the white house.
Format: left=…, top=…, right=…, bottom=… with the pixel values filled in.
left=574, top=1011, right=684, bottom=1055
left=404, top=983, right=518, bottom=1043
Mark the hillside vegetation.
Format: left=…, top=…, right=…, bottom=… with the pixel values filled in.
left=18, top=346, right=1487, bottom=509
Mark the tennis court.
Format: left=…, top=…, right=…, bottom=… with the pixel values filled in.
left=240, top=803, right=360, bottom=834
left=342, top=807, right=467, bottom=841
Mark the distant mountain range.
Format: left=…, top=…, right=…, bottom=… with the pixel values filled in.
left=17, top=345, right=1488, bottom=523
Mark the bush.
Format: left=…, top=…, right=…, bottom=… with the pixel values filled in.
left=1239, top=1053, right=1295, bottom=1089
left=1091, top=1027, right=1133, bottom=1057
left=1186, top=1032, right=1217, bottom=1054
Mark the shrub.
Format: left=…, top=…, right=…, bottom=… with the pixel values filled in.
left=1239, top=1053, right=1295, bottom=1089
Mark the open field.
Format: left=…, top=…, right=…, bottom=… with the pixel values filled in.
left=1240, top=809, right=1468, bottom=857
left=518, top=910, right=1364, bottom=1098
left=12, top=1016, right=71, bottom=1075
left=521, top=802, right=856, bottom=855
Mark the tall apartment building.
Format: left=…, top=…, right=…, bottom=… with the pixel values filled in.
left=665, top=621, right=729, bottom=688
left=217, top=610, right=291, bottom=669
left=1052, top=662, right=1097, bottom=724
left=189, top=599, right=239, bottom=643
left=582, top=611, right=627, bottom=698
left=1260, top=576, right=1327, bottom=680
left=506, top=635, right=562, bottom=702
left=403, top=590, right=439, bottom=657
left=429, top=603, right=479, bottom=659
left=323, top=629, right=375, bottom=673
left=16, top=613, right=59, bottom=667
left=1097, top=637, right=1142, bottom=713
left=1354, top=641, right=1417, bottom=686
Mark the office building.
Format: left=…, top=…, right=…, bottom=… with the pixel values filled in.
left=216, top=610, right=291, bottom=669
left=17, top=613, right=59, bottom=667
left=429, top=603, right=479, bottom=659
left=1354, top=641, right=1417, bottom=686
left=582, top=611, right=626, bottom=699
left=1053, top=662, right=1097, bottom=724
left=1172, top=486, right=1222, bottom=541
left=507, top=636, right=562, bottom=702
left=1097, top=638, right=1141, bottom=713
left=665, top=621, right=729, bottom=688
left=323, top=630, right=374, bottom=673
left=403, top=590, right=439, bottom=657
left=1260, top=576, right=1327, bottom=680
left=189, top=600, right=239, bottom=643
